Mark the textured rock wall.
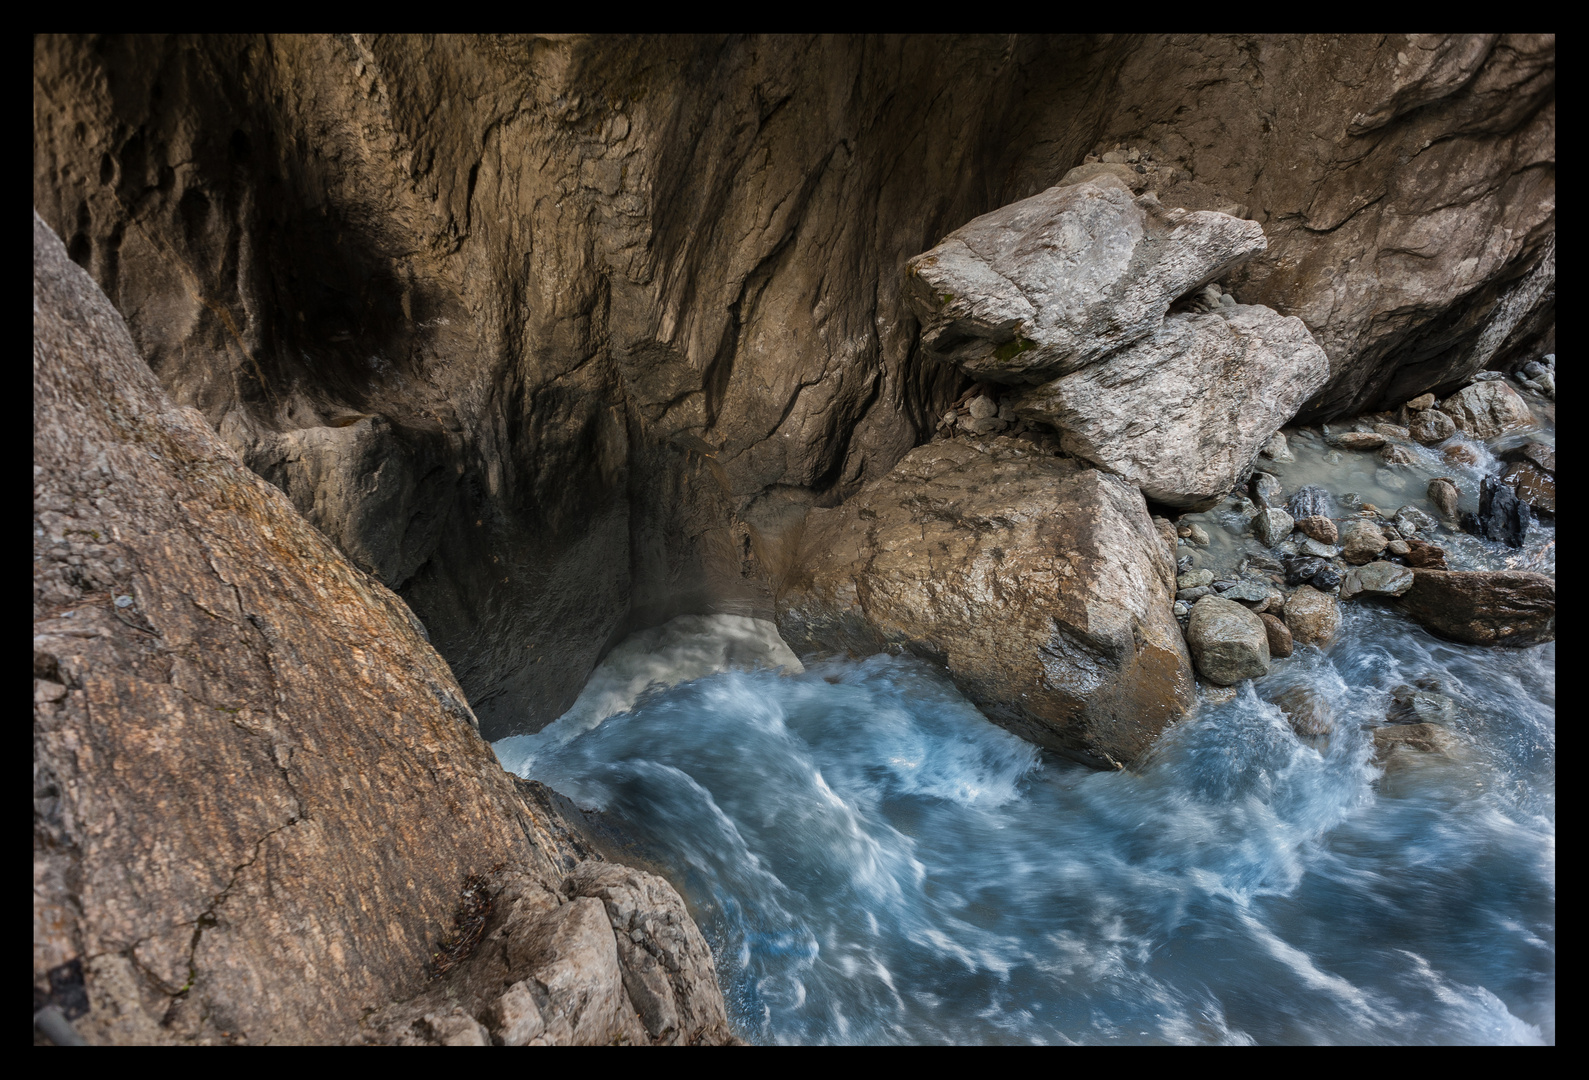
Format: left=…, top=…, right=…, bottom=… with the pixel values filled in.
left=34, top=34, right=1553, bottom=737
left=33, top=212, right=731, bottom=1045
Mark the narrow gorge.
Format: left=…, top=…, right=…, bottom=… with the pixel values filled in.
left=35, top=34, right=1553, bottom=1045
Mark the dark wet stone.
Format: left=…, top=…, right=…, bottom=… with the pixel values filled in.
left=1286, top=485, right=1333, bottom=521
left=1250, top=471, right=1285, bottom=508
left=1310, top=564, right=1343, bottom=589
left=1463, top=475, right=1531, bottom=548
left=1283, top=555, right=1329, bottom=586
left=1386, top=685, right=1456, bottom=726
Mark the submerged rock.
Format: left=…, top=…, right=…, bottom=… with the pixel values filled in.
left=905, top=175, right=1266, bottom=382
left=777, top=438, right=1193, bottom=769
left=1011, top=305, right=1329, bottom=507
left=1186, top=596, right=1271, bottom=686
left=1270, top=684, right=1335, bottom=737
left=1373, top=723, right=1457, bottom=760
left=1394, top=569, right=1555, bottom=646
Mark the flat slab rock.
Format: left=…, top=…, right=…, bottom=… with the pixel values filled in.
left=776, top=437, right=1193, bottom=769
left=1011, top=306, right=1329, bottom=507
left=905, top=174, right=1265, bottom=383
left=1393, top=569, right=1555, bottom=646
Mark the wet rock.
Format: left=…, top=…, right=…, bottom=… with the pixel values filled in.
left=1334, top=431, right=1386, bottom=451
left=1177, top=586, right=1215, bottom=603
left=1440, top=381, right=1535, bottom=439
left=1340, top=520, right=1390, bottom=565
left=1295, top=516, right=1338, bottom=545
left=1442, top=442, right=1484, bottom=467
left=1219, top=580, right=1272, bottom=604
left=1252, top=507, right=1295, bottom=548
left=1500, top=441, right=1555, bottom=475
left=1393, top=505, right=1439, bottom=537
left=1386, top=539, right=1411, bottom=556
left=778, top=439, right=1193, bottom=769
left=1408, top=408, right=1457, bottom=444
left=1379, top=443, right=1418, bottom=466
left=1010, top=305, right=1329, bottom=507
left=1173, top=600, right=1192, bottom=618
left=1340, top=561, right=1416, bottom=599
left=1386, top=685, right=1456, bottom=726
left=1427, top=477, right=1461, bottom=519
left=1258, top=613, right=1294, bottom=658
left=1402, top=538, right=1450, bottom=569
left=1270, top=685, right=1334, bottom=736
left=1299, top=537, right=1342, bottom=559
left=1462, top=475, right=1532, bottom=548
left=1373, top=423, right=1411, bottom=440
left=1284, top=585, right=1341, bottom=647
left=906, top=175, right=1266, bottom=381
left=1186, top=596, right=1271, bottom=686
left=1500, top=460, right=1555, bottom=518
left=1283, top=555, right=1329, bottom=587
left=1406, top=393, right=1437, bottom=411
left=1261, top=430, right=1296, bottom=463
left=1250, top=471, right=1285, bottom=508
left=1177, top=521, right=1211, bottom=546
left=1393, top=569, right=1554, bottom=646
left=1178, top=568, right=1216, bottom=590
left=1310, top=564, right=1344, bottom=590
left=1286, top=485, right=1334, bottom=521
left=1373, top=723, right=1457, bottom=759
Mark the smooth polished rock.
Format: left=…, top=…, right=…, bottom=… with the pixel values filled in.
left=1186, top=596, right=1271, bottom=686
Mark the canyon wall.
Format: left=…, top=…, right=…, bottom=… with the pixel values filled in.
left=34, top=33, right=1553, bottom=739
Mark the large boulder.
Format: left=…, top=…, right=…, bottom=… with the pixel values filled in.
left=776, top=438, right=1194, bottom=769
left=904, top=175, right=1266, bottom=382
left=32, top=213, right=732, bottom=1045
left=1186, top=596, right=1271, bottom=685
left=1393, top=569, right=1555, bottom=646
left=1010, top=306, right=1330, bottom=507
left=1440, top=381, right=1536, bottom=438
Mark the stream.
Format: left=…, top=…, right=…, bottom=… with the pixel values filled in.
left=492, top=394, right=1554, bottom=1046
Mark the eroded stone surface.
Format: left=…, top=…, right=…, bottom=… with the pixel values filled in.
left=776, top=438, right=1193, bottom=769
left=906, top=176, right=1265, bottom=382
left=1186, top=596, right=1270, bottom=685
left=1393, top=569, right=1555, bottom=646
left=1011, top=306, right=1329, bottom=507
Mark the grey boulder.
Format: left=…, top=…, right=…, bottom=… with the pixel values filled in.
left=1186, top=596, right=1271, bottom=685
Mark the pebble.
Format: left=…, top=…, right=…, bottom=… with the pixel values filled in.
left=968, top=395, right=998, bottom=419
left=1173, top=600, right=1191, bottom=617
left=114, top=595, right=133, bottom=608
left=1409, top=408, right=1457, bottom=444
left=1177, top=522, right=1210, bottom=546
left=1373, top=423, right=1411, bottom=439
left=1386, top=539, right=1411, bottom=556
left=1176, top=586, right=1214, bottom=602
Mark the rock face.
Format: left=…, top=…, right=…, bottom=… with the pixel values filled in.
left=32, top=214, right=731, bottom=1045
left=905, top=175, right=1266, bottom=381
left=1394, top=569, right=1555, bottom=646
left=34, top=34, right=1553, bottom=736
left=1010, top=306, right=1329, bottom=507
left=1185, top=596, right=1270, bottom=686
left=776, top=438, right=1194, bottom=769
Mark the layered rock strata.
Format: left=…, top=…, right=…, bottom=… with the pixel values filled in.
left=32, top=214, right=731, bottom=1046
left=775, top=437, right=1194, bottom=769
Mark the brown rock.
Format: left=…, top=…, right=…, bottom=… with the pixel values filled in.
left=1284, top=585, right=1341, bottom=648
left=1394, top=569, right=1555, bottom=646
left=1340, top=520, right=1390, bottom=565
left=777, top=438, right=1193, bottom=769
left=1373, top=723, right=1457, bottom=759
left=1335, top=431, right=1387, bottom=451
left=1442, top=442, right=1484, bottom=466
left=1440, top=381, right=1536, bottom=439
left=1270, top=685, right=1334, bottom=736
left=1409, top=408, right=1458, bottom=444
left=1406, top=393, right=1437, bottom=411
left=1501, top=460, right=1555, bottom=517
left=1379, top=443, right=1418, bottom=465
left=1373, top=423, right=1411, bottom=439
left=1258, top=613, right=1294, bottom=658
left=1296, top=516, right=1339, bottom=545
left=32, top=214, right=732, bottom=1046
left=1402, top=538, right=1450, bottom=570
left=1427, top=477, right=1461, bottom=519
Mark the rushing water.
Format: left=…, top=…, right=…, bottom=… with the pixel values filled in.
left=493, top=400, right=1554, bottom=1046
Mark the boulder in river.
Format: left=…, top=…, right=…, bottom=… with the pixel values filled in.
left=777, top=437, right=1193, bottom=769
left=1340, top=519, right=1390, bottom=565
left=1252, top=506, right=1295, bottom=548
left=1186, top=596, right=1271, bottom=686
left=1461, top=475, right=1532, bottom=548
left=1408, top=408, right=1457, bottom=445
left=1427, top=477, right=1461, bottom=519
left=1284, top=584, right=1341, bottom=647
left=1373, top=723, right=1457, bottom=760
left=1440, top=381, right=1535, bottom=439
left=1393, top=569, right=1555, bottom=646
left=905, top=175, right=1266, bottom=382
left=1340, top=561, right=1416, bottom=600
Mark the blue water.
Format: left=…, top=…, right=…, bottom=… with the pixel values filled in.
left=495, top=607, right=1554, bottom=1045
